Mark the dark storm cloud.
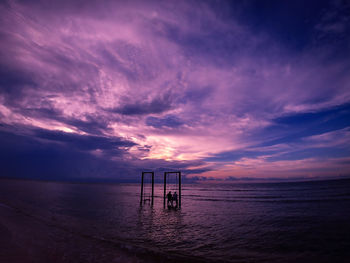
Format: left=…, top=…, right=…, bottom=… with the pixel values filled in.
left=0, top=66, right=37, bottom=105
left=0, top=128, right=137, bottom=181
left=110, top=93, right=173, bottom=116
left=0, top=126, right=208, bottom=181
left=146, top=115, right=183, bottom=128
left=63, top=116, right=111, bottom=135
left=33, top=128, right=135, bottom=152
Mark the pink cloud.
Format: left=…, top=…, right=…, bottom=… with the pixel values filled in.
left=0, top=0, right=349, bottom=180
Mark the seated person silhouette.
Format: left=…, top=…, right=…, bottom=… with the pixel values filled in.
left=173, top=192, right=178, bottom=208
left=167, top=191, right=173, bottom=207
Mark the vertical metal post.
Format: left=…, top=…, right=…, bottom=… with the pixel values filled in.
left=140, top=172, right=144, bottom=205
left=163, top=172, right=167, bottom=208
left=179, top=171, right=181, bottom=208
left=151, top=172, right=154, bottom=206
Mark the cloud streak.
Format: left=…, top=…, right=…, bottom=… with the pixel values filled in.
left=0, top=0, right=349, bottom=181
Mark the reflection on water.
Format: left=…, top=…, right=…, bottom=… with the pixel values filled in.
left=1, top=179, right=350, bottom=262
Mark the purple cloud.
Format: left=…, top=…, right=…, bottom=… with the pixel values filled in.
left=0, top=0, right=350, bottom=181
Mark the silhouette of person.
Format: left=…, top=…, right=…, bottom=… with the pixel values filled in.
left=167, top=191, right=173, bottom=207
left=173, top=192, right=178, bottom=208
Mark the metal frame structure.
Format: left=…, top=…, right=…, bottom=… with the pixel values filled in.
left=140, top=171, right=154, bottom=205
left=163, top=171, right=181, bottom=208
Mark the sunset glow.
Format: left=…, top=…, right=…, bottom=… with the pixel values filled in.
left=1, top=0, right=349, bottom=182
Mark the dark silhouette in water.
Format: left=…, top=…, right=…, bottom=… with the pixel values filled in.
left=167, top=191, right=172, bottom=207
left=173, top=192, right=178, bottom=208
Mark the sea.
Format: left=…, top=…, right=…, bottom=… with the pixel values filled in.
left=0, top=178, right=350, bottom=263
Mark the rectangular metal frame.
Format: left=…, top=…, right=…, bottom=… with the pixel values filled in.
left=140, top=171, right=154, bottom=205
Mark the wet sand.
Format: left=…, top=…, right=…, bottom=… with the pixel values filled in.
left=0, top=203, right=144, bottom=263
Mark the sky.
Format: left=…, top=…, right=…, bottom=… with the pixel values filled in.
left=0, top=0, right=350, bottom=182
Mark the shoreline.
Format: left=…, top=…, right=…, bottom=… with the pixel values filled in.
left=0, top=202, right=143, bottom=263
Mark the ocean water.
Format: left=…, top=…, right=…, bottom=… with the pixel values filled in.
left=1, top=178, right=350, bottom=262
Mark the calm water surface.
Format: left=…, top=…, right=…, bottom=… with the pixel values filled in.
left=1, top=178, right=350, bottom=262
